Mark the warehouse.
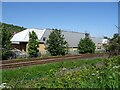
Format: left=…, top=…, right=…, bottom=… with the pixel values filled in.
left=11, top=28, right=107, bottom=54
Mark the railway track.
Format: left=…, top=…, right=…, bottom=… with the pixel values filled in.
left=1, top=53, right=107, bottom=69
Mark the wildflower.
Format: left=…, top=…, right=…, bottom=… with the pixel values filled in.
left=97, top=77, right=100, bottom=79
left=96, top=71, right=99, bottom=73
left=92, top=73, right=95, bottom=76
left=113, top=65, right=120, bottom=69
left=0, top=83, right=7, bottom=89
left=62, top=67, right=67, bottom=71
left=0, top=83, right=11, bottom=89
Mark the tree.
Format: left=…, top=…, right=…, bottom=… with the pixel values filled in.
left=0, top=22, right=26, bottom=34
left=78, top=37, right=96, bottom=54
left=108, top=33, right=120, bottom=56
left=28, top=31, right=39, bottom=57
left=46, top=29, right=68, bottom=56
left=2, top=29, right=12, bottom=60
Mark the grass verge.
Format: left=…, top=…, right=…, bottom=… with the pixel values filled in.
left=2, top=56, right=119, bottom=88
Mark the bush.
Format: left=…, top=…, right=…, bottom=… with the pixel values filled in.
left=28, top=31, right=39, bottom=57
left=78, top=37, right=96, bottom=54
left=108, top=34, right=120, bottom=56
left=1, top=29, right=12, bottom=60
left=35, top=56, right=120, bottom=88
left=46, top=29, right=68, bottom=56
left=2, top=49, right=12, bottom=60
left=2, top=56, right=119, bottom=88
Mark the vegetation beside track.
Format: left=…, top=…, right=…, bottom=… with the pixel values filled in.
left=1, top=53, right=107, bottom=69
left=2, top=56, right=120, bottom=88
left=2, top=53, right=106, bottom=64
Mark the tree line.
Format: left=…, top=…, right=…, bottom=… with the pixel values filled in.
left=28, top=29, right=96, bottom=57
left=0, top=22, right=26, bottom=34
left=2, top=27, right=120, bottom=60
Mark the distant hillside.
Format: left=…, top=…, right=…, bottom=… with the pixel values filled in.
left=0, top=22, right=26, bottom=34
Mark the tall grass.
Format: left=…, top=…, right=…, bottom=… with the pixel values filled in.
left=2, top=57, right=119, bottom=88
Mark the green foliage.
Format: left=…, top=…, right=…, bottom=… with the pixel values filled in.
left=28, top=31, right=39, bottom=57
left=0, top=22, right=26, bottom=60
left=108, top=33, right=120, bottom=56
left=1, top=29, right=12, bottom=60
left=2, top=58, right=102, bottom=88
left=46, top=29, right=68, bottom=56
left=35, top=56, right=119, bottom=88
left=78, top=37, right=96, bottom=54
left=0, top=22, right=26, bottom=34
left=2, top=56, right=119, bottom=88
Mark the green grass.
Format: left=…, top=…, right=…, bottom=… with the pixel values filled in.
left=2, top=57, right=120, bottom=88
left=2, top=58, right=102, bottom=88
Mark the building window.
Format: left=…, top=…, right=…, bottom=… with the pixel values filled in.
left=43, top=37, right=46, bottom=41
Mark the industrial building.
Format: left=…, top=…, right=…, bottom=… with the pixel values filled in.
left=11, top=28, right=108, bottom=54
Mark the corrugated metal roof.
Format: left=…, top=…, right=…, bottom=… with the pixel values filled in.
left=11, top=28, right=104, bottom=47
left=42, top=30, right=104, bottom=47
left=62, top=31, right=85, bottom=47
left=40, top=30, right=86, bottom=47
left=90, top=37, right=103, bottom=45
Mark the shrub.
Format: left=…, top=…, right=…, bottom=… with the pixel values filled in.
left=1, top=29, right=12, bottom=60
left=46, top=29, right=68, bottom=56
left=78, top=37, right=96, bottom=54
left=28, top=31, right=39, bottom=57
left=35, top=56, right=119, bottom=88
left=108, top=34, right=120, bottom=56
